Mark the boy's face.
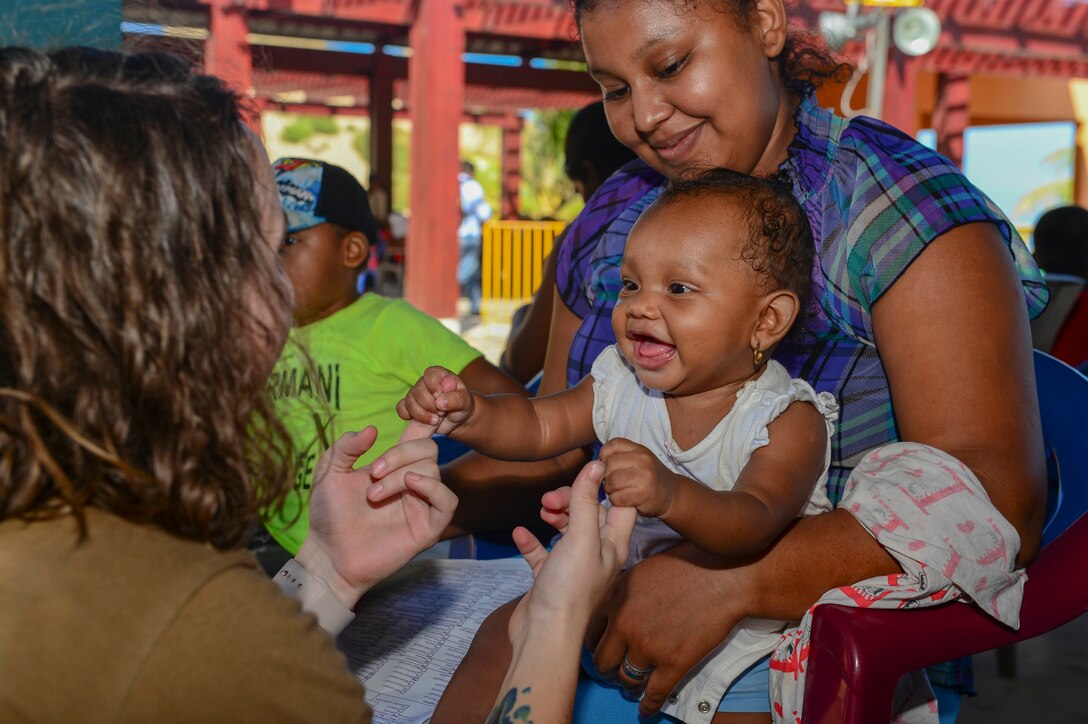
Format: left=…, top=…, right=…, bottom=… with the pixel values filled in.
left=279, top=222, right=359, bottom=326
left=612, top=195, right=765, bottom=396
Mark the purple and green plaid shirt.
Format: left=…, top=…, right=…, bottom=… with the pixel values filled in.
left=557, top=93, right=1048, bottom=507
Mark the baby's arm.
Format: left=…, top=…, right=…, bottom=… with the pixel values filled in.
left=397, top=367, right=598, bottom=461
left=604, top=401, right=828, bottom=558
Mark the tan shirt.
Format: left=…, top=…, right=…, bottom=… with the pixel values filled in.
left=0, top=508, right=370, bottom=723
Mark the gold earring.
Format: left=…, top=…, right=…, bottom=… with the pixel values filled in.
left=753, top=343, right=764, bottom=368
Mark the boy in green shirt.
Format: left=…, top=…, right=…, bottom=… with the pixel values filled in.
left=264, top=158, right=525, bottom=556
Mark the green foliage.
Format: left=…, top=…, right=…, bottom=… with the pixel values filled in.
left=519, top=109, right=579, bottom=221
left=280, top=115, right=342, bottom=144
left=1014, top=146, right=1075, bottom=221
left=352, top=127, right=372, bottom=163
left=460, top=123, right=503, bottom=216
left=391, top=121, right=411, bottom=213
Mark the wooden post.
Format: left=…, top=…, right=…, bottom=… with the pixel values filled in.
left=406, top=0, right=465, bottom=318
left=205, top=1, right=256, bottom=132
left=883, top=52, right=918, bottom=138
left=499, top=112, right=524, bottom=220
left=369, top=51, right=395, bottom=223
left=932, top=72, right=970, bottom=169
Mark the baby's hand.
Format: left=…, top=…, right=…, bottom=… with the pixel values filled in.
left=396, top=366, right=475, bottom=436
left=539, top=485, right=573, bottom=534
left=599, top=438, right=677, bottom=518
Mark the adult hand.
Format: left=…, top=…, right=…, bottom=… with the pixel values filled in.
left=587, top=544, right=752, bottom=717
left=508, top=461, right=636, bottom=646
left=296, top=420, right=457, bottom=609
left=396, top=365, right=474, bottom=435
left=599, top=437, right=679, bottom=518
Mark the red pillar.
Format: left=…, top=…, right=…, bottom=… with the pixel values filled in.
left=406, top=0, right=465, bottom=318
left=883, top=53, right=918, bottom=138
left=932, top=72, right=970, bottom=169
left=369, top=52, right=395, bottom=223
left=499, top=112, right=524, bottom=220
left=205, top=1, right=255, bottom=131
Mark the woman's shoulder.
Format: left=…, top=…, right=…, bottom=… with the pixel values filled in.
left=0, top=510, right=366, bottom=721
left=790, top=94, right=977, bottom=204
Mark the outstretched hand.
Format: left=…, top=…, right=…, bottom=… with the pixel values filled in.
left=507, top=460, right=636, bottom=646
left=295, top=420, right=457, bottom=608
left=396, top=365, right=475, bottom=436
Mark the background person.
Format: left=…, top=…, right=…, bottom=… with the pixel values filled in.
left=1032, top=204, right=1088, bottom=368
left=434, top=0, right=1048, bottom=721
left=458, top=159, right=492, bottom=316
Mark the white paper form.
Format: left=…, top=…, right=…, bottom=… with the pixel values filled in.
left=337, top=557, right=533, bottom=724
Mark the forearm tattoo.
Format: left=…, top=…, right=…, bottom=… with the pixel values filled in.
left=485, top=686, right=533, bottom=723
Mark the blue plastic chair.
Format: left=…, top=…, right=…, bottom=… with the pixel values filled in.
left=804, top=350, right=1088, bottom=722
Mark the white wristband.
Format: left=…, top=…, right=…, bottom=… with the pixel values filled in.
left=275, top=558, right=356, bottom=636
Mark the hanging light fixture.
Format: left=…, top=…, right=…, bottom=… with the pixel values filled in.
left=818, top=1, right=942, bottom=119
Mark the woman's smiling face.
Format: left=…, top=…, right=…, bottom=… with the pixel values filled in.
left=579, top=0, right=796, bottom=179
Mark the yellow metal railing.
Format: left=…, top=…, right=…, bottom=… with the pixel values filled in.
left=482, top=220, right=567, bottom=321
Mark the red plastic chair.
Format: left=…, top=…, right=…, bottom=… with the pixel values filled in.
left=803, top=350, right=1088, bottom=723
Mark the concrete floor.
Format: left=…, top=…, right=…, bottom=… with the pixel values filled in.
left=959, top=613, right=1088, bottom=722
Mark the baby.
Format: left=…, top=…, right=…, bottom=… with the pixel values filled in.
left=399, top=168, right=838, bottom=704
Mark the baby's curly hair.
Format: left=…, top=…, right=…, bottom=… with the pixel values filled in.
left=654, top=168, right=814, bottom=312
left=0, top=47, right=294, bottom=549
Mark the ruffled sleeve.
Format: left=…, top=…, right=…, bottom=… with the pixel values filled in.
left=589, top=345, right=630, bottom=443
left=732, top=361, right=837, bottom=515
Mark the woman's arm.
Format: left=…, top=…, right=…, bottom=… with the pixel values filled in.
left=489, top=461, right=636, bottom=724
left=587, top=223, right=1048, bottom=716
left=499, top=248, right=558, bottom=385
left=871, top=222, right=1046, bottom=563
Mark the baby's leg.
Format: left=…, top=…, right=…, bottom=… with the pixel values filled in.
left=431, top=597, right=519, bottom=723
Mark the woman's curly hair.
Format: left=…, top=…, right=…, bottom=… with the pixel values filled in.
left=572, top=0, right=851, bottom=95
left=0, top=47, right=294, bottom=549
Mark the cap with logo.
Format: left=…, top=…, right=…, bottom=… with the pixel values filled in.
left=272, top=158, right=379, bottom=246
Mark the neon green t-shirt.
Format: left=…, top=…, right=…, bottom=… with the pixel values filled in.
left=264, top=294, right=482, bottom=554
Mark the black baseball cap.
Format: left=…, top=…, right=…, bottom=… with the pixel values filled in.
left=272, top=157, right=379, bottom=246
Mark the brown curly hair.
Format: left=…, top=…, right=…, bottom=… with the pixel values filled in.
left=572, top=0, right=851, bottom=95
left=0, top=47, right=294, bottom=549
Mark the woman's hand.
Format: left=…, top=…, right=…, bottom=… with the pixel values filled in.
left=489, top=461, right=636, bottom=724
left=508, top=461, right=636, bottom=643
left=586, top=543, right=752, bottom=716
left=296, top=420, right=457, bottom=609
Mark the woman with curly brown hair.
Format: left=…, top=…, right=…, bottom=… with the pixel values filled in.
left=0, top=46, right=461, bottom=721
left=0, top=45, right=643, bottom=724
